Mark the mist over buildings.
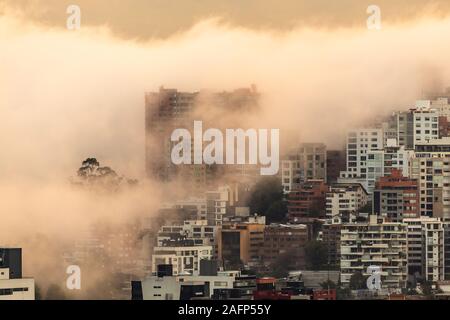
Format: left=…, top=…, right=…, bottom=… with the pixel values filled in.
left=2, top=3, right=450, bottom=298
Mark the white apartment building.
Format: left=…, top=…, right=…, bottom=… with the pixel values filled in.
left=136, top=271, right=236, bottom=300
left=157, top=220, right=217, bottom=247
left=206, top=187, right=229, bottom=226
left=0, top=268, right=35, bottom=300
left=381, top=105, right=439, bottom=149
left=0, top=249, right=35, bottom=300
left=422, top=219, right=445, bottom=282
left=341, top=128, right=384, bottom=180
left=281, top=159, right=303, bottom=194
left=412, top=104, right=439, bottom=146
left=365, top=144, right=414, bottom=193
left=340, top=216, right=408, bottom=289
left=340, top=138, right=413, bottom=194
left=325, top=183, right=368, bottom=218
left=151, top=245, right=213, bottom=276
left=404, top=217, right=445, bottom=282
left=205, top=185, right=246, bottom=226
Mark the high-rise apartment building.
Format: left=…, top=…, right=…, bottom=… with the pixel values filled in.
left=287, top=180, right=329, bottom=222
left=145, top=87, right=199, bottom=181
left=410, top=156, right=450, bottom=218
left=205, top=184, right=250, bottom=226
left=322, top=217, right=345, bottom=270
left=341, top=128, right=384, bottom=179
left=381, top=104, right=440, bottom=149
left=145, top=86, right=259, bottom=191
left=216, top=217, right=265, bottom=269
left=340, top=139, right=414, bottom=194
left=325, top=183, right=368, bottom=218
left=340, top=216, right=408, bottom=289
left=412, top=104, right=439, bottom=146
left=404, top=217, right=445, bottom=282
left=373, top=169, right=420, bottom=221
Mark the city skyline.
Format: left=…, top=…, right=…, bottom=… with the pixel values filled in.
left=3, top=1, right=450, bottom=302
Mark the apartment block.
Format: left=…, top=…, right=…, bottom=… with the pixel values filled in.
left=144, top=86, right=259, bottom=189
left=156, top=220, right=217, bottom=247
left=262, top=224, right=308, bottom=271
left=322, top=217, right=344, bottom=270
left=145, top=87, right=198, bottom=181
left=404, top=217, right=445, bottom=282
left=205, top=184, right=249, bottom=226
left=341, top=128, right=384, bottom=179
left=151, top=245, right=213, bottom=276
left=382, top=105, right=439, bottom=149
left=325, top=183, right=368, bottom=218
left=287, top=180, right=329, bottom=222
left=133, top=262, right=236, bottom=300
left=373, top=169, right=420, bottom=221
left=412, top=104, right=439, bottom=146
left=217, top=217, right=265, bottom=269
left=340, top=216, right=408, bottom=289
left=409, top=156, right=450, bottom=218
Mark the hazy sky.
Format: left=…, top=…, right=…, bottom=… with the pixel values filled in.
left=2, top=1, right=450, bottom=179
left=1, top=0, right=450, bottom=39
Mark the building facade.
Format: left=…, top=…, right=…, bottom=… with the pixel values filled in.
left=0, top=248, right=34, bottom=300
left=373, top=169, right=420, bottom=221
left=340, top=216, right=408, bottom=289
left=325, top=183, right=368, bottom=218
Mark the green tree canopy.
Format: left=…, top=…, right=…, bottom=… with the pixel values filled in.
left=73, top=158, right=138, bottom=190
left=247, top=177, right=287, bottom=223
left=349, top=272, right=368, bottom=290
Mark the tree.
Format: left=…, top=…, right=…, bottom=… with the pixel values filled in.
left=73, top=158, right=137, bottom=190
left=420, top=280, right=434, bottom=299
left=359, top=202, right=372, bottom=214
left=304, top=241, right=328, bottom=270
left=349, top=272, right=368, bottom=290
left=270, top=250, right=298, bottom=278
left=247, top=177, right=287, bottom=223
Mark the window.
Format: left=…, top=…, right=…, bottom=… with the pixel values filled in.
left=0, top=289, right=13, bottom=296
